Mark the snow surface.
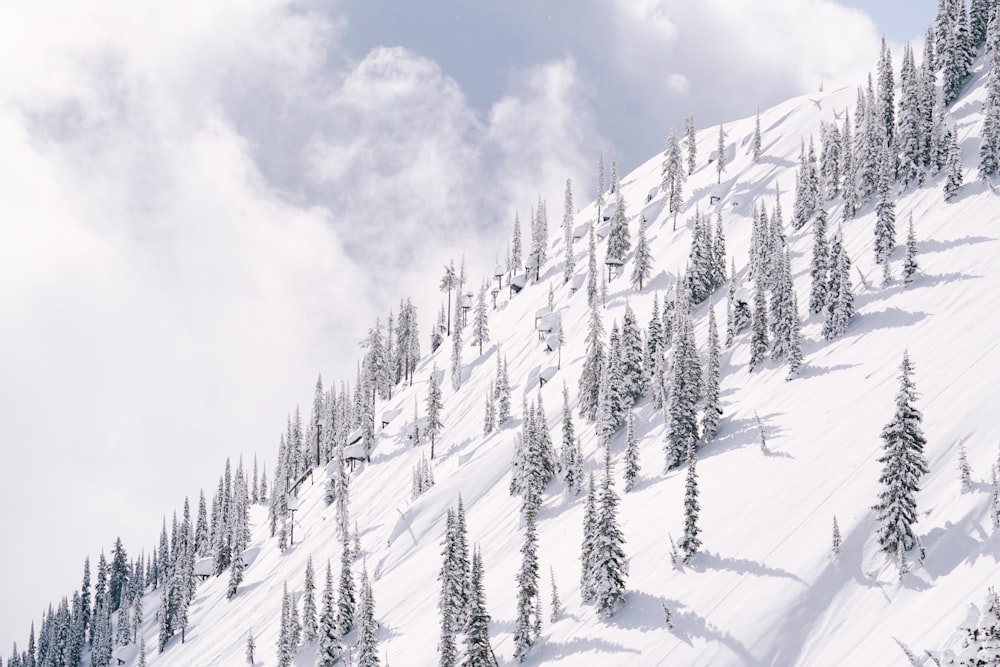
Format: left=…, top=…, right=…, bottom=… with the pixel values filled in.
left=125, top=51, right=1000, bottom=667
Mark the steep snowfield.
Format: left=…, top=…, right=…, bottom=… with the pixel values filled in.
left=136, top=57, right=1000, bottom=667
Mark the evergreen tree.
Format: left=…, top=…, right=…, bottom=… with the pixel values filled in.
left=823, top=228, right=855, bottom=340
left=483, top=383, right=496, bottom=436
left=318, top=561, right=342, bottom=667
left=450, top=296, right=464, bottom=391
left=877, top=37, right=896, bottom=146
left=685, top=114, right=697, bottom=175
left=336, top=531, right=355, bottom=638
left=809, top=206, right=830, bottom=315
left=531, top=197, right=549, bottom=280
left=580, top=472, right=598, bottom=603
left=356, top=565, right=380, bottom=667
left=832, top=516, right=842, bottom=555
left=511, top=214, right=523, bottom=277
left=944, top=127, right=964, bottom=201
left=512, top=504, right=540, bottom=662
left=716, top=124, right=726, bottom=184
left=897, top=43, right=923, bottom=186
left=439, top=601, right=457, bottom=667
left=578, top=302, right=605, bottom=422
left=596, top=150, right=606, bottom=210
left=301, top=557, right=318, bottom=643
left=943, top=0, right=974, bottom=106
left=620, top=305, right=645, bottom=403
left=624, top=411, right=640, bottom=493
left=277, top=583, right=293, bottom=667
left=786, top=289, right=804, bottom=381
left=631, top=216, right=653, bottom=290
left=496, top=353, right=511, bottom=424
left=663, top=130, right=686, bottom=229
left=227, top=552, right=244, bottom=600
left=463, top=547, right=495, bottom=667
left=606, top=188, right=630, bottom=263
left=819, top=120, right=841, bottom=199
left=427, top=364, right=444, bottom=458
left=592, top=446, right=628, bottom=618
left=679, top=443, right=702, bottom=564
left=749, top=271, right=769, bottom=371
left=702, top=302, right=722, bottom=439
left=440, top=261, right=457, bottom=336
left=983, top=8, right=1000, bottom=179
left=644, top=295, right=665, bottom=394
left=563, top=178, right=576, bottom=284
left=586, top=222, right=598, bottom=307
left=959, top=441, right=974, bottom=493
left=752, top=107, right=762, bottom=161
left=471, top=282, right=490, bottom=356
left=874, top=142, right=897, bottom=270
left=560, top=382, right=579, bottom=494
left=664, top=286, right=702, bottom=469
left=549, top=565, right=562, bottom=623
left=873, top=352, right=929, bottom=559
left=903, top=213, right=919, bottom=284
left=841, top=111, right=859, bottom=220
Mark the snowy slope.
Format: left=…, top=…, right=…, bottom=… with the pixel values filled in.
left=131, top=50, right=1000, bottom=667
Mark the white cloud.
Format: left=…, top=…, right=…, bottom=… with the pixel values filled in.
left=667, top=73, right=691, bottom=95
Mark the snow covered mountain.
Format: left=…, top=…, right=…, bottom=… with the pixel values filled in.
left=16, top=14, right=1000, bottom=667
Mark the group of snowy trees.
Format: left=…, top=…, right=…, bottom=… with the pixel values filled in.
left=437, top=498, right=496, bottom=666
left=274, top=546, right=378, bottom=667
left=7, top=444, right=277, bottom=667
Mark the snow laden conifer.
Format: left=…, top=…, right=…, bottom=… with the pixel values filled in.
left=822, top=227, right=855, bottom=340
left=450, top=296, right=464, bottom=391
left=276, top=583, right=294, bottom=667
left=580, top=472, right=598, bottom=603
left=426, top=364, right=444, bottom=458
left=663, top=130, right=686, bottom=230
left=679, top=443, right=701, bottom=565
left=752, top=107, right=762, bottom=161
left=624, top=410, right=640, bottom=493
left=578, top=301, right=605, bottom=422
left=664, top=284, right=702, bottom=469
left=318, top=561, right=342, bottom=667
left=702, top=302, right=722, bottom=440
left=944, top=127, right=963, bottom=201
left=586, top=223, right=598, bottom=307
left=832, top=516, right=842, bottom=555
left=809, top=206, right=830, bottom=315
left=607, top=188, right=630, bottom=264
left=874, top=143, right=897, bottom=279
left=959, top=441, right=974, bottom=493
left=549, top=565, right=562, bottom=622
left=980, top=8, right=1000, bottom=179
left=873, top=352, right=929, bottom=564
left=559, top=382, right=579, bottom=493
left=471, top=283, right=490, bottom=356
left=440, top=260, right=457, bottom=337
left=483, top=383, right=496, bottom=436
left=631, top=216, right=654, bottom=290
left=356, top=565, right=379, bottom=667
left=562, top=178, right=576, bottom=284
left=512, top=498, right=541, bottom=662
left=511, top=214, right=523, bottom=277
left=620, top=305, right=645, bottom=403
left=644, top=294, right=665, bottom=400
left=904, top=213, right=919, bottom=284
left=716, top=124, right=727, bottom=184
left=685, top=114, right=697, bottom=174
left=749, top=270, right=769, bottom=372
left=464, top=547, right=495, bottom=667
left=495, top=350, right=511, bottom=425
left=591, top=446, right=628, bottom=618
left=302, top=557, right=318, bottom=644
left=336, top=530, right=355, bottom=638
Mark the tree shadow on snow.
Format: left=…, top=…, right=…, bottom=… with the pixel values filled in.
left=699, top=412, right=786, bottom=461
left=795, top=362, right=859, bottom=380
left=521, top=635, right=642, bottom=666
left=916, top=235, right=996, bottom=255
left=690, top=550, right=804, bottom=583
left=842, top=307, right=929, bottom=340
left=658, top=596, right=762, bottom=666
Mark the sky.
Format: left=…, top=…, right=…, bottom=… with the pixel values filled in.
left=0, top=0, right=934, bottom=654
